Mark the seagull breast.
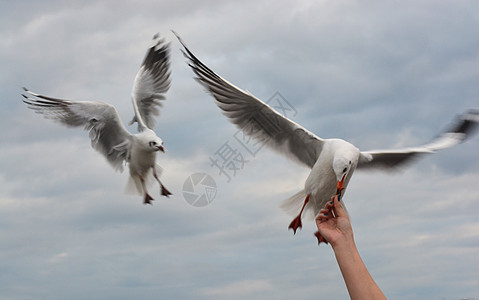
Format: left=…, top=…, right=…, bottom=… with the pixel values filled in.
left=305, top=139, right=360, bottom=214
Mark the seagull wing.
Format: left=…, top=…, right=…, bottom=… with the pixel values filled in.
left=130, top=34, right=171, bottom=131
left=176, top=33, right=323, bottom=168
left=22, top=88, right=132, bottom=172
left=357, top=109, right=479, bottom=170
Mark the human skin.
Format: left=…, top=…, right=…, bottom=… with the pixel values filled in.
left=316, top=196, right=387, bottom=300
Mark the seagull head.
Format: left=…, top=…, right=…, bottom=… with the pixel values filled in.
left=332, top=155, right=353, bottom=194
left=148, top=139, right=165, bottom=153
left=140, top=130, right=165, bottom=153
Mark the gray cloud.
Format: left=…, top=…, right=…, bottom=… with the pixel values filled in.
left=1, top=0, right=479, bottom=299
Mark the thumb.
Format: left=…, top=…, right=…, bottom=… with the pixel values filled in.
left=332, top=195, right=348, bottom=218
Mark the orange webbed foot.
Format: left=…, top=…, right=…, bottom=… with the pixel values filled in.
left=288, top=216, right=303, bottom=234
left=314, top=231, right=328, bottom=245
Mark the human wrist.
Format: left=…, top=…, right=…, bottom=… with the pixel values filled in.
left=330, top=232, right=356, bottom=253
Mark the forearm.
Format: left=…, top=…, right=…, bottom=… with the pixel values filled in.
left=332, top=239, right=386, bottom=300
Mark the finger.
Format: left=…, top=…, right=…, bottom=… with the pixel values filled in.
left=324, top=196, right=335, bottom=210
left=332, top=195, right=348, bottom=218
left=316, top=216, right=328, bottom=223
left=330, top=195, right=337, bottom=206
left=319, top=208, right=329, bottom=216
left=316, top=211, right=329, bottom=223
left=323, top=196, right=336, bottom=216
left=319, top=197, right=336, bottom=219
left=316, top=213, right=330, bottom=222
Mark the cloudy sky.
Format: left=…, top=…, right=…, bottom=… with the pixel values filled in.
left=1, top=0, right=479, bottom=299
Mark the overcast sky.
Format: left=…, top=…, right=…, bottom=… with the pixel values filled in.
left=1, top=1, right=479, bottom=299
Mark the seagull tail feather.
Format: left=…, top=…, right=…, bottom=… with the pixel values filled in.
left=280, top=190, right=308, bottom=217
left=125, top=176, right=143, bottom=196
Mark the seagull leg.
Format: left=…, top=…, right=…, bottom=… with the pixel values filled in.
left=153, top=168, right=172, bottom=197
left=288, top=194, right=311, bottom=234
left=139, top=175, right=154, bottom=204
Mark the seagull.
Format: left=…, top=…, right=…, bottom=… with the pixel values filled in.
left=22, top=33, right=172, bottom=204
left=174, top=32, right=479, bottom=241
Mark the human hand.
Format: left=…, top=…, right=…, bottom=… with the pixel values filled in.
left=315, top=195, right=354, bottom=248
left=317, top=196, right=387, bottom=299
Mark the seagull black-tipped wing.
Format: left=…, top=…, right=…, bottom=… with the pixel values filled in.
left=130, top=34, right=171, bottom=131
left=175, top=33, right=324, bottom=169
left=358, top=109, right=479, bottom=170
left=22, top=88, right=132, bottom=172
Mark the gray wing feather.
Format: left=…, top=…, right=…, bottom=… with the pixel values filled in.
left=130, top=34, right=171, bottom=131
left=22, top=88, right=132, bottom=172
left=358, top=109, right=479, bottom=170
left=175, top=33, right=323, bottom=169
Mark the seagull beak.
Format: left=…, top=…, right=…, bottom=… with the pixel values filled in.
left=157, top=145, right=165, bottom=153
left=336, top=174, right=346, bottom=194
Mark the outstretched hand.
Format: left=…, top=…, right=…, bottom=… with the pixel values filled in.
left=315, top=195, right=354, bottom=248
left=316, top=195, right=387, bottom=299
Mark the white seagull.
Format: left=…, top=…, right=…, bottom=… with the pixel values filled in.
left=175, top=33, right=479, bottom=242
left=22, top=33, right=172, bottom=204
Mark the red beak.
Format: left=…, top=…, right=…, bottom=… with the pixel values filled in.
left=336, top=174, right=346, bottom=195
left=158, top=145, right=165, bottom=153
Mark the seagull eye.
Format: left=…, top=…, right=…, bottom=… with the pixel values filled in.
left=343, top=168, right=347, bottom=173
left=149, top=141, right=157, bottom=146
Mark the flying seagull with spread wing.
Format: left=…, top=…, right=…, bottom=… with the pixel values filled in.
left=174, top=32, right=479, bottom=242
left=22, top=33, right=172, bottom=204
